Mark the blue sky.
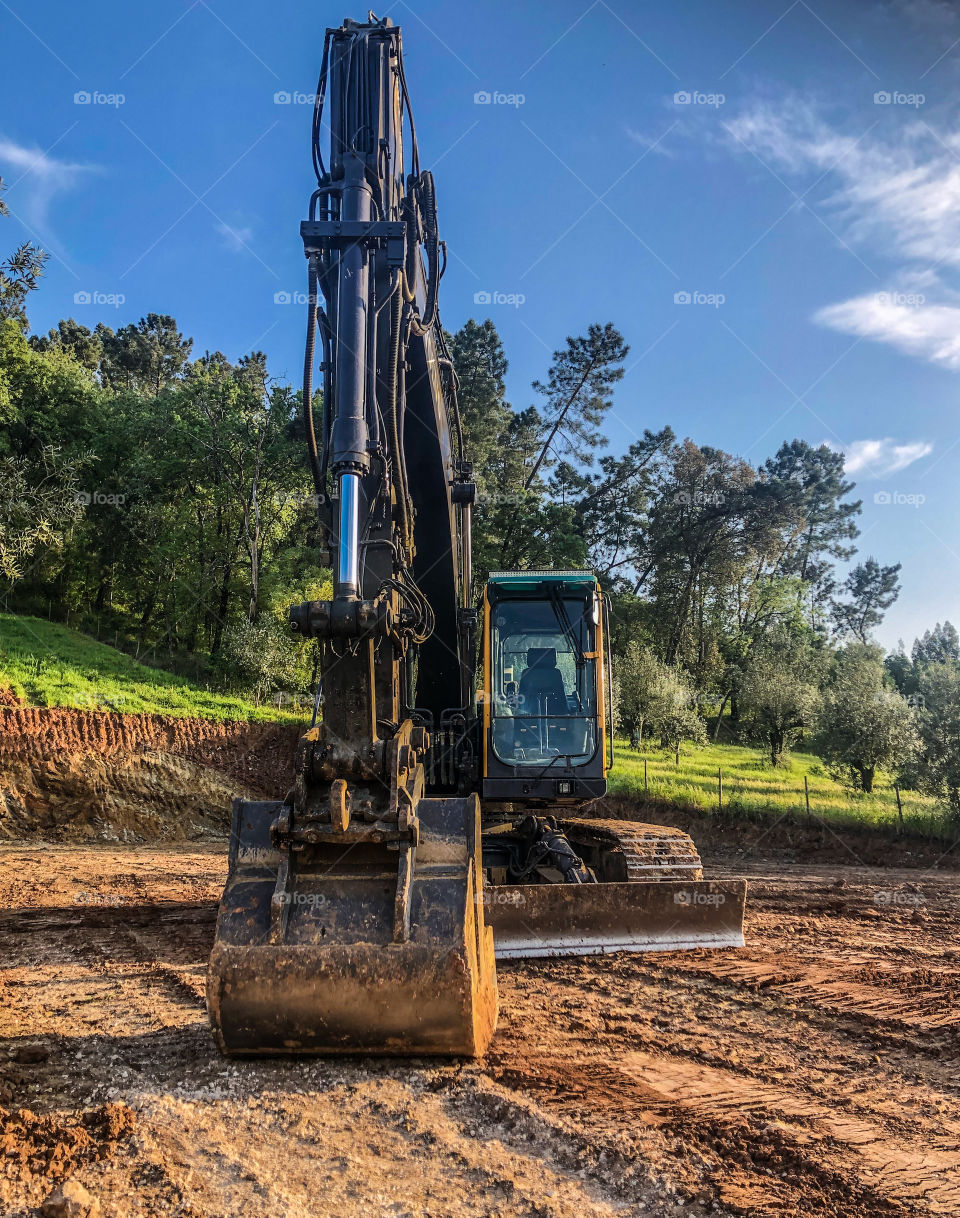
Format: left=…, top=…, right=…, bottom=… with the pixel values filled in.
left=2, top=0, right=959, bottom=649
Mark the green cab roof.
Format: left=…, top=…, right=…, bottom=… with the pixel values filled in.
left=487, top=569, right=599, bottom=590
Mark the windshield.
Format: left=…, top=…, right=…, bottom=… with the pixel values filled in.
left=490, top=595, right=598, bottom=766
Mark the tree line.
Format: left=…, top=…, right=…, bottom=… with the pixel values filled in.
left=1, top=199, right=957, bottom=816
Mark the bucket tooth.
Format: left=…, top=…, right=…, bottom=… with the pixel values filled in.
left=206, top=796, right=497, bottom=1056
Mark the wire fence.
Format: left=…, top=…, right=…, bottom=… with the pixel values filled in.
left=615, top=748, right=960, bottom=845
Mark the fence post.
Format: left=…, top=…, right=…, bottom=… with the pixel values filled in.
left=644, top=758, right=648, bottom=792
left=675, top=742, right=680, bottom=767
left=804, top=775, right=811, bottom=822
left=718, top=766, right=723, bottom=813
left=895, top=783, right=903, bottom=830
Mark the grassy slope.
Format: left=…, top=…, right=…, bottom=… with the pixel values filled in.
left=609, top=738, right=948, bottom=834
left=0, top=613, right=301, bottom=723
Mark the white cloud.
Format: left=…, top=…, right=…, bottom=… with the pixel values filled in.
left=815, top=292, right=960, bottom=368
left=725, top=99, right=960, bottom=368
left=0, top=136, right=96, bottom=231
left=625, top=126, right=676, bottom=157
left=725, top=101, right=960, bottom=268
left=216, top=220, right=254, bottom=251
left=828, top=436, right=933, bottom=478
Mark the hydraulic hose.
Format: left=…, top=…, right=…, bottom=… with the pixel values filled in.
left=302, top=255, right=325, bottom=508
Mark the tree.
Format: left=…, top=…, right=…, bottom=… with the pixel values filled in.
left=614, top=642, right=704, bottom=750
left=29, top=318, right=103, bottom=371
left=912, top=621, right=960, bottom=668
left=739, top=630, right=823, bottom=765
left=447, top=318, right=511, bottom=498
left=830, top=558, right=901, bottom=642
left=0, top=447, right=86, bottom=582
left=566, top=428, right=673, bottom=584
left=0, top=178, right=47, bottom=326
left=816, top=645, right=918, bottom=792
left=912, top=662, right=960, bottom=817
left=525, top=322, right=628, bottom=488
left=96, top=314, right=192, bottom=395
left=762, top=440, right=861, bottom=594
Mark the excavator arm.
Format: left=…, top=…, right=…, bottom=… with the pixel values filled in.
left=206, top=16, right=496, bottom=1056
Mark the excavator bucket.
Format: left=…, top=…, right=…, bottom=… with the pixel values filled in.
left=484, top=877, right=747, bottom=959
left=207, top=796, right=497, bottom=1056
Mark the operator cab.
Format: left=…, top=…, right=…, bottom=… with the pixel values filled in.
left=481, top=571, right=610, bottom=804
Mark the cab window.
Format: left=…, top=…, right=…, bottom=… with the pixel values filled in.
left=490, top=595, right=598, bottom=765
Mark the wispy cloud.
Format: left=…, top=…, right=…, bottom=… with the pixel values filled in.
left=624, top=126, right=676, bottom=157
left=815, top=292, right=960, bottom=368
left=829, top=436, right=933, bottom=477
left=216, top=220, right=254, bottom=251
left=724, top=98, right=960, bottom=368
left=0, top=136, right=97, bottom=231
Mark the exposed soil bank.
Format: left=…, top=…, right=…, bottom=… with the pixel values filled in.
left=595, top=793, right=960, bottom=872
left=0, top=709, right=301, bottom=842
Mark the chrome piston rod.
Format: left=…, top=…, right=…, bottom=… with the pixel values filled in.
left=337, top=471, right=361, bottom=598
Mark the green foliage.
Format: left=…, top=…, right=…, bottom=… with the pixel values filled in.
left=815, top=644, right=919, bottom=792
left=738, top=629, right=824, bottom=764
left=912, top=662, right=960, bottom=816
left=525, top=322, right=628, bottom=487
left=0, top=178, right=47, bottom=326
left=830, top=557, right=902, bottom=642
left=0, top=447, right=86, bottom=580
left=614, top=641, right=704, bottom=749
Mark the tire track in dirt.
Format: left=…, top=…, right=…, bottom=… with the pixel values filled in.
left=2, top=848, right=959, bottom=1216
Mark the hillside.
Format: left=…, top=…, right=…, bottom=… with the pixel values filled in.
left=609, top=738, right=947, bottom=836
left=0, top=614, right=301, bottom=724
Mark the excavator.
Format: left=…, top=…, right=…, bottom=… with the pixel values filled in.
left=206, top=14, right=746, bottom=1057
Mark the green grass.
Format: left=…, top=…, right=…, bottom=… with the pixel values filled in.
left=0, top=613, right=303, bottom=723
left=609, top=738, right=952, bottom=837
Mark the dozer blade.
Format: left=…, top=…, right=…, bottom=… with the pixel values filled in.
left=206, top=796, right=497, bottom=1056
left=484, top=878, right=746, bottom=960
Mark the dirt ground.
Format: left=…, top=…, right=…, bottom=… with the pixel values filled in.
left=2, top=843, right=958, bottom=1218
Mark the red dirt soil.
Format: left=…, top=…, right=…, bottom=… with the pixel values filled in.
left=1, top=847, right=958, bottom=1217
left=0, top=708, right=301, bottom=842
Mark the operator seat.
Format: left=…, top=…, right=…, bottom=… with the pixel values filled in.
left=518, top=647, right=566, bottom=715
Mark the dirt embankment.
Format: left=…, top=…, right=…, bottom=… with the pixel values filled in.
left=0, top=708, right=301, bottom=843
left=595, top=793, right=960, bottom=872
